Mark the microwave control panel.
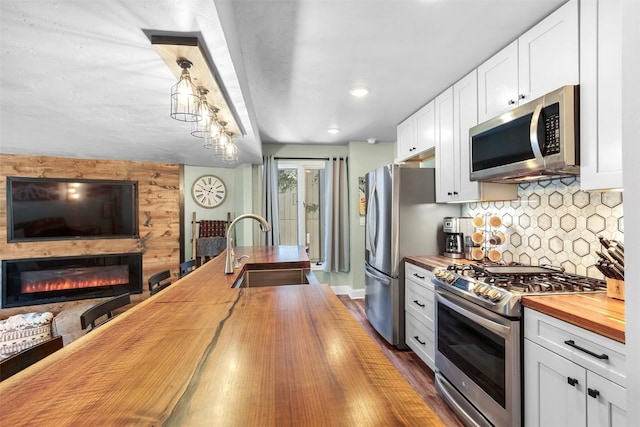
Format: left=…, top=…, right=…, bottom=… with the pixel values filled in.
left=543, top=103, right=561, bottom=155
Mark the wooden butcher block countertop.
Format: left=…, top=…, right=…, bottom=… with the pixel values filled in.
left=403, top=255, right=625, bottom=343
left=522, top=293, right=625, bottom=343
left=404, top=255, right=476, bottom=271
left=0, top=246, right=444, bottom=427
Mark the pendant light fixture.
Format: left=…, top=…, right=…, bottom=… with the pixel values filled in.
left=170, top=59, right=200, bottom=122
left=222, top=139, right=238, bottom=164
left=151, top=34, right=245, bottom=164
left=191, top=90, right=216, bottom=138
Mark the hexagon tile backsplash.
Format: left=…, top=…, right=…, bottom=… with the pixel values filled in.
left=463, top=176, right=624, bottom=279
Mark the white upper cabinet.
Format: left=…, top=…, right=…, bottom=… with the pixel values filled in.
left=434, top=87, right=455, bottom=201
left=518, top=0, right=579, bottom=103
left=579, top=0, right=623, bottom=191
left=396, top=101, right=436, bottom=162
left=415, top=101, right=436, bottom=154
left=477, top=41, right=519, bottom=123
left=436, top=70, right=517, bottom=203
left=396, top=115, right=417, bottom=161
left=478, top=0, right=579, bottom=123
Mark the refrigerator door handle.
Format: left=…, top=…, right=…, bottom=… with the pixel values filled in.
left=365, top=264, right=391, bottom=285
left=366, top=180, right=378, bottom=258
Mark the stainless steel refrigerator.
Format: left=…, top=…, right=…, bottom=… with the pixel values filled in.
left=364, top=165, right=459, bottom=348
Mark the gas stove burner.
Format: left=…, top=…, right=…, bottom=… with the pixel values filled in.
left=432, top=262, right=606, bottom=317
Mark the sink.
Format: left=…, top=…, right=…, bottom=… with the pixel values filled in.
left=233, top=268, right=318, bottom=288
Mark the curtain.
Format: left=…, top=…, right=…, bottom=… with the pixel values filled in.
left=261, top=155, right=280, bottom=245
left=323, top=157, right=350, bottom=272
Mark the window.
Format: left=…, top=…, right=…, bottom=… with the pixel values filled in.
left=277, top=160, right=325, bottom=263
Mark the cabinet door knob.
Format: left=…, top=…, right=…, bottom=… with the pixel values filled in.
left=519, top=94, right=526, bottom=100
left=567, top=377, right=579, bottom=387
left=588, top=388, right=600, bottom=399
left=447, top=192, right=453, bottom=196
left=453, top=191, right=458, bottom=195
left=508, top=99, right=516, bottom=105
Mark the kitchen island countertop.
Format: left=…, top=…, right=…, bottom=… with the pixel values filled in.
left=0, top=246, right=445, bottom=426
left=403, top=255, right=625, bottom=343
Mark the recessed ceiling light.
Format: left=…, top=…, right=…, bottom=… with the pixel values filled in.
left=349, top=87, right=370, bottom=97
left=327, top=128, right=340, bottom=134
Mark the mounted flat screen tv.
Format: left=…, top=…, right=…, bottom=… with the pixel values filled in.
left=7, top=177, right=139, bottom=242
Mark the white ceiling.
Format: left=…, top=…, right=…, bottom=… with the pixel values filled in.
left=0, top=0, right=566, bottom=168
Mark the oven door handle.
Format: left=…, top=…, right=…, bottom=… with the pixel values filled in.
left=436, top=291, right=511, bottom=339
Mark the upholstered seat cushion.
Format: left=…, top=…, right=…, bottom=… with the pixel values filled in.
left=0, top=312, right=54, bottom=359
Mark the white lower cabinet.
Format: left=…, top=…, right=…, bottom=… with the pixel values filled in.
left=404, top=262, right=435, bottom=370
left=524, top=308, right=627, bottom=427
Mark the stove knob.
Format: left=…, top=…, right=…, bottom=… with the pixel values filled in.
left=474, top=284, right=487, bottom=295
left=487, top=289, right=503, bottom=302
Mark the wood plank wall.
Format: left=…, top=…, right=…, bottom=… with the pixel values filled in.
left=0, top=154, right=181, bottom=317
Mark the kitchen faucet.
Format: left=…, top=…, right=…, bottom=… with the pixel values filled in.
left=225, top=214, right=271, bottom=274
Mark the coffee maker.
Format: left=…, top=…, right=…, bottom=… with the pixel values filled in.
left=443, top=217, right=474, bottom=259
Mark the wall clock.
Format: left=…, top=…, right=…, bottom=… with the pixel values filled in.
left=191, top=175, right=227, bottom=208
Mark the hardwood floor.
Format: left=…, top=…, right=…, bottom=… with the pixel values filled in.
left=338, top=295, right=463, bottom=427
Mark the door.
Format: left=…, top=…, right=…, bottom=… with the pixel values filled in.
left=364, top=263, right=397, bottom=345
left=477, top=40, right=519, bottom=122
left=586, top=371, right=627, bottom=427
left=365, top=166, right=392, bottom=276
left=453, top=69, right=481, bottom=202
left=434, top=87, right=455, bottom=202
left=518, top=0, right=579, bottom=103
left=524, top=339, right=587, bottom=427
left=415, top=100, right=436, bottom=153
left=435, top=291, right=521, bottom=427
left=396, top=116, right=416, bottom=161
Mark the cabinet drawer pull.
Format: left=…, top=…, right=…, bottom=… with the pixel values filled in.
left=588, top=388, right=600, bottom=399
left=567, top=377, right=578, bottom=387
left=414, top=336, right=426, bottom=345
left=413, top=300, right=425, bottom=308
left=563, top=340, right=609, bottom=360
left=413, top=273, right=425, bottom=279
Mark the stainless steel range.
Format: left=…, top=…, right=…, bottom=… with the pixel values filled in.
left=432, top=263, right=605, bottom=427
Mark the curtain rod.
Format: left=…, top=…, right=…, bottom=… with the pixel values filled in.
left=273, top=157, right=347, bottom=160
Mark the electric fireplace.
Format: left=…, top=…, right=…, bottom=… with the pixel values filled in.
left=2, top=253, right=142, bottom=308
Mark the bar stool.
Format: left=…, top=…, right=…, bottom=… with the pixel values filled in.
left=148, top=270, right=172, bottom=296
left=179, top=260, right=196, bottom=278
left=80, top=293, right=131, bottom=332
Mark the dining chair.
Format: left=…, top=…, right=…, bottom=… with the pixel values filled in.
left=0, top=335, right=63, bottom=381
left=179, top=259, right=196, bottom=278
left=148, top=270, right=172, bottom=296
left=80, top=293, right=131, bottom=332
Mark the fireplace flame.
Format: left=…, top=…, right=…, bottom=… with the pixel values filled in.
left=21, top=265, right=129, bottom=294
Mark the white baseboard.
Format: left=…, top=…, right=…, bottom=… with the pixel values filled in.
left=330, top=285, right=364, bottom=299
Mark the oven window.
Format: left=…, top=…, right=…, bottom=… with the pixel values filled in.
left=438, top=302, right=506, bottom=407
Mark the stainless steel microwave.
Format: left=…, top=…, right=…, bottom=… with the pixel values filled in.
left=469, top=85, right=579, bottom=182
